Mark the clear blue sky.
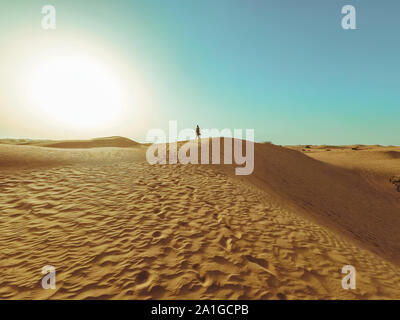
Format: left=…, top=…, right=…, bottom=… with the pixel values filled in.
left=0, top=0, right=399, bottom=145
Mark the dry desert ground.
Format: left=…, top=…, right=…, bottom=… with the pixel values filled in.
left=0, top=137, right=399, bottom=299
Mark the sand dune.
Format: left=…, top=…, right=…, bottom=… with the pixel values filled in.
left=0, top=136, right=140, bottom=149
left=0, top=139, right=399, bottom=299
left=242, top=143, right=400, bottom=263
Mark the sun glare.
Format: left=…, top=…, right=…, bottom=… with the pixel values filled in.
left=1, top=33, right=156, bottom=138
left=27, top=53, right=125, bottom=128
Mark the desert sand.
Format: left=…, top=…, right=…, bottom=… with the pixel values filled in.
left=0, top=137, right=399, bottom=299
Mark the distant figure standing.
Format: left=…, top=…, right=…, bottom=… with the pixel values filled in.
left=196, top=125, right=201, bottom=139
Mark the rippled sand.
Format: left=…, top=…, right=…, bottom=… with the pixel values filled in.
left=0, top=138, right=399, bottom=299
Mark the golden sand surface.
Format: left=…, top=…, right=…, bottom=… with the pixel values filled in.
left=0, top=138, right=399, bottom=299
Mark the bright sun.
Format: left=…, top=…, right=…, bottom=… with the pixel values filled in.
left=27, top=53, right=125, bottom=127
left=2, top=35, right=154, bottom=138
